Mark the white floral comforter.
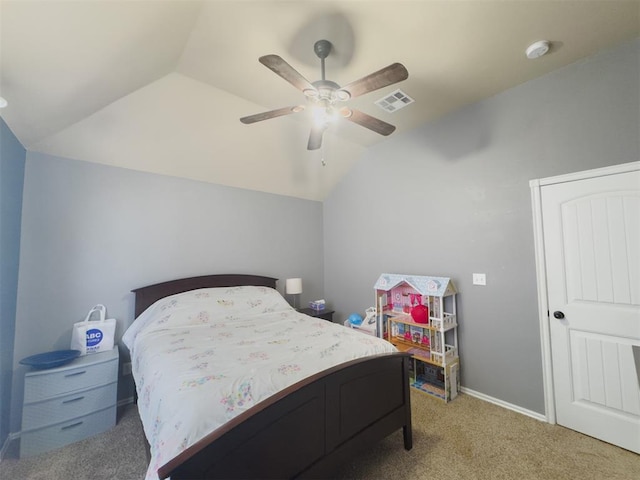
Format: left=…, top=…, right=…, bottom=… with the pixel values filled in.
left=122, top=285, right=396, bottom=480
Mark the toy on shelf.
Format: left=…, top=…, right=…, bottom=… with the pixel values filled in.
left=410, top=293, right=428, bottom=324
left=345, top=307, right=377, bottom=336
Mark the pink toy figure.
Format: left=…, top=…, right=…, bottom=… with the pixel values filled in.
left=404, top=331, right=412, bottom=341
left=410, top=294, right=429, bottom=324
left=421, top=335, right=430, bottom=348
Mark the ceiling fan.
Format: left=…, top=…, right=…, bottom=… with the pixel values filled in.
left=240, top=40, right=409, bottom=150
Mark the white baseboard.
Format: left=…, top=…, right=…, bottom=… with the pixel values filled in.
left=117, top=396, right=135, bottom=408
left=0, top=435, right=9, bottom=462
left=461, top=386, right=548, bottom=423
left=0, top=431, right=20, bottom=463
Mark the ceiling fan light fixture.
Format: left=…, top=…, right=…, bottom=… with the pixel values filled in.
left=303, top=88, right=319, bottom=98
left=311, top=79, right=341, bottom=103
left=339, top=107, right=353, bottom=119
left=318, top=88, right=337, bottom=103
left=336, top=90, right=351, bottom=101
left=311, top=104, right=338, bottom=128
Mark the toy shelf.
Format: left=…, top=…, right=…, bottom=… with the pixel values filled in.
left=388, top=315, right=458, bottom=366
left=391, top=339, right=457, bottom=367
left=387, top=313, right=458, bottom=332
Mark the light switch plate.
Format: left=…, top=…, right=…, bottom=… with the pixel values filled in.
left=473, top=273, right=487, bottom=286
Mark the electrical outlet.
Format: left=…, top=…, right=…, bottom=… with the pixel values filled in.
left=472, top=273, right=487, bottom=286
left=122, top=362, right=132, bottom=376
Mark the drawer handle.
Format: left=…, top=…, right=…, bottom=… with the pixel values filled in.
left=61, top=421, right=83, bottom=431
left=62, top=396, right=85, bottom=404
left=64, top=370, right=87, bottom=377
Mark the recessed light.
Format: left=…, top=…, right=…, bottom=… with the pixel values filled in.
left=526, top=40, right=551, bottom=59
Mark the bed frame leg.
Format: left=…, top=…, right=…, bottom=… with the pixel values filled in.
left=403, top=424, right=413, bottom=450
left=400, top=355, right=413, bottom=451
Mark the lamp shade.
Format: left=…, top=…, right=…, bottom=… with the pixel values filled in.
left=285, top=278, right=302, bottom=295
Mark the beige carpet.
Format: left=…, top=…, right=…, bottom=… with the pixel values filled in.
left=1, top=392, right=638, bottom=480
left=0, top=405, right=148, bottom=479
left=334, top=391, right=640, bottom=480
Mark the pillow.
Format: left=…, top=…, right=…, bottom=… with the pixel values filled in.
left=122, top=285, right=292, bottom=350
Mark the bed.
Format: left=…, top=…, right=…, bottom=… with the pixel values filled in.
left=125, top=274, right=412, bottom=479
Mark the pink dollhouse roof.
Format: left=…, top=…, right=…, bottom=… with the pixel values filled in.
left=374, top=273, right=457, bottom=297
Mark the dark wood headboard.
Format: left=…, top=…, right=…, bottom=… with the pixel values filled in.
left=131, top=274, right=278, bottom=318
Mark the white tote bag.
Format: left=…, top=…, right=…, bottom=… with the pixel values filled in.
left=70, top=304, right=116, bottom=355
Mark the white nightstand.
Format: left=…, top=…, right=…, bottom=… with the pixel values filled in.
left=20, top=348, right=119, bottom=457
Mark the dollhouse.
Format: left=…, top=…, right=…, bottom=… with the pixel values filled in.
left=373, top=273, right=460, bottom=402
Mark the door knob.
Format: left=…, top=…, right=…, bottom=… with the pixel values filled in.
left=553, top=311, right=565, bottom=319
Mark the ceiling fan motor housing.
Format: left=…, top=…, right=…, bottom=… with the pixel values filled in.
left=308, top=79, right=341, bottom=102
left=313, top=39, right=332, bottom=60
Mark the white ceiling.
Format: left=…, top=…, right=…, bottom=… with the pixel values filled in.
left=1, top=1, right=638, bottom=200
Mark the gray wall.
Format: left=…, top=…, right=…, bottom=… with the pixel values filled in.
left=324, top=39, right=639, bottom=413
left=0, top=118, right=26, bottom=447
left=10, top=153, right=324, bottom=432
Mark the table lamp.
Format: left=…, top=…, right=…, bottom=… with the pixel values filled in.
left=285, top=278, right=302, bottom=309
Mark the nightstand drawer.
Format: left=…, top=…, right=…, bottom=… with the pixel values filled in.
left=24, top=355, right=118, bottom=402
left=22, top=381, right=117, bottom=430
left=20, top=405, right=116, bottom=458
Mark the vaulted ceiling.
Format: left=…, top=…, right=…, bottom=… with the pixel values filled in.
left=1, top=1, right=638, bottom=200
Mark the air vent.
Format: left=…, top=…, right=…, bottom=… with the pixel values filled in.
left=375, top=89, right=414, bottom=113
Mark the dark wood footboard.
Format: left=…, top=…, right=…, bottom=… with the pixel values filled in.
left=158, top=352, right=412, bottom=480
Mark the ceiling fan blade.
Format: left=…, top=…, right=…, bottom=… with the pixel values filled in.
left=339, top=107, right=396, bottom=136
left=240, top=106, right=304, bottom=124
left=338, top=63, right=408, bottom=99
left=307, top=126, right=325, bottom=150
left=259, top=55, right=317, bottom=94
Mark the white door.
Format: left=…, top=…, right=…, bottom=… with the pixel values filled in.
left=540, top=165, right=640, bottom=453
